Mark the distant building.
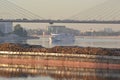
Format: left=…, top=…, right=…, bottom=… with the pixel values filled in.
left=104, top=28, right=113, bottom=33
left=48, top=25, right=80, bottom=36
left=0, top=22, right=13, bottom=34
left=48, top=25, right=66, bottom=34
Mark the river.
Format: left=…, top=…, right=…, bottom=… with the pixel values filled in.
left=0, top=36, right=120, bottom=80
left=27, top=36, right=120, bottom=48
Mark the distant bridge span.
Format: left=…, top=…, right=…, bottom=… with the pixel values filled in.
left=0, top=19, right=120, bottom=24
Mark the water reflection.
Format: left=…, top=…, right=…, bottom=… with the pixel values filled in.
left=0, top=37, right=27, bottom=44
left=0, top=65, right=120, bottom=80
left=0, top=55, right=119, bottom=80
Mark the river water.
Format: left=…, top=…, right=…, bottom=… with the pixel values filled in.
left=0, top=36, right=120, bottom=80
left=27, top=36, right=120, bottom=48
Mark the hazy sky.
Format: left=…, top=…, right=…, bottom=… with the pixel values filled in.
left=7, top=0, right=120, bottom=32
left=8, top=0, right=107, bottom=19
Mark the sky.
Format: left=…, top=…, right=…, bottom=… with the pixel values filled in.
left=8, top=0, right=107, bottom=19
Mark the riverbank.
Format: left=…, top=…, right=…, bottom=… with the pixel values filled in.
left=0, top=43, right=120, bottom=56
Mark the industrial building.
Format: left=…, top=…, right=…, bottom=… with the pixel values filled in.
left=0, top=22, right=13, bottom=34
left=48, top=25, right=66, bottom=34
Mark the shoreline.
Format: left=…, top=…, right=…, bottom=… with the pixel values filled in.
left=75, top=36, right=120, bottom=39
left=0, top=43, right=120, bottom=56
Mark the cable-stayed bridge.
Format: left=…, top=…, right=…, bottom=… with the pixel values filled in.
left=0, top=0, right=120, bottom=24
